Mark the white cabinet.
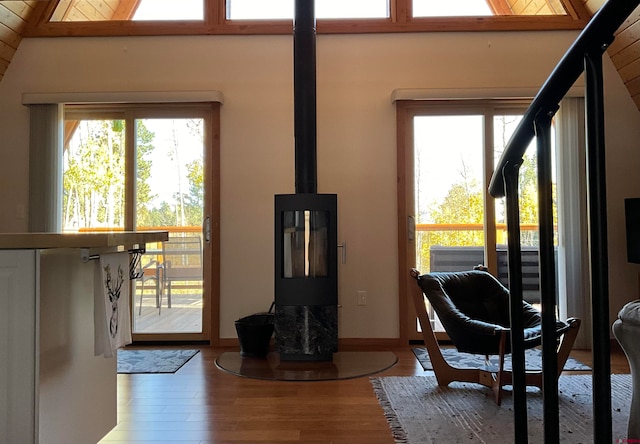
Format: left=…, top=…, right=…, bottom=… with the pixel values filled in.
left=0, top=249, right=116, bottom=444
left=0, top=250, right=37, bottom=444
left=0, top=231, right=167, bottom=444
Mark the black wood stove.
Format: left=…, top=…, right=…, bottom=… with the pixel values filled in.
left=274, top=0, right=338, bottom=361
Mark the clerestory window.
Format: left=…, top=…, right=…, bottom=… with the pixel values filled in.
left=31, top=0, right=587, bottom=34
left=49, top=0, right=205, bottom=22
left=226, top=0, right=390, bottom=20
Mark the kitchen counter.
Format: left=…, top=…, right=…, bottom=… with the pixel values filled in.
left=0, top=230, right=167, bottom=249
left=0, top=231, right=168, bottom=444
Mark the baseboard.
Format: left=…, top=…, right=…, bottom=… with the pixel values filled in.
left=338, top=338, right=404, bottom=349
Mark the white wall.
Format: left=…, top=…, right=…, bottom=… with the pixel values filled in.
left=602, top=54, right=640, bottom=327
left=1, top=31, right=639, bottom=340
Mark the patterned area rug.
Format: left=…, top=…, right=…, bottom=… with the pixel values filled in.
left=117, top=349, right=199, bottom=374
left=412, top=347, right=591, bottom=372
left=371, top=374, right=631, bottom=443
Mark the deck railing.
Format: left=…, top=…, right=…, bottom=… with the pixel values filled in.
left=416, top=222, right=546, bottom=241
left=76, top=225, right=203, bottom=265
left=487, top=1, right=640, bottom=442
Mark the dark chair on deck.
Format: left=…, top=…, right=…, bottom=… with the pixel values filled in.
left=158, top=236, right=203, bottom=310
left=409, top=268, right=581, bottom=404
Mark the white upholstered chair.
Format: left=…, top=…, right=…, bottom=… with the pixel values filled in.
left=612, top=299, right=640, bottom=440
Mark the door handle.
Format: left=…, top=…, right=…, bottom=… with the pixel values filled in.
left=203, top=216, right=211, bottom=243
left=408, top=216, right=415, bottom=241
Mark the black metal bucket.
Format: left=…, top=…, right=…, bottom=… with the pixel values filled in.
left=235, top=308, right=274, bottom=358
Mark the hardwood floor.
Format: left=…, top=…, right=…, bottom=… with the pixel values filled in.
left=99, top=346, right=630, bottom=444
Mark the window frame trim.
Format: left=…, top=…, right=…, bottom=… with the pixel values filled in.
left=396, top=97, right=536, bottom=343
left=23, top=0, right=591, bottom=37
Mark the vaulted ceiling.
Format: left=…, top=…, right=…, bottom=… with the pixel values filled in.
left=1, top=1, right=640, bottom=109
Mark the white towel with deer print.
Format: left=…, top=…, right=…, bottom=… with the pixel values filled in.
left=94, top=252, right=132, bottom=358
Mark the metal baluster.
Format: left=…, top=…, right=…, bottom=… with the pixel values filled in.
left=585, top=49, right=612, bottom=444
left=535, top=109, right=560, bottom=444
left=503, top=160, right=528, bottom=444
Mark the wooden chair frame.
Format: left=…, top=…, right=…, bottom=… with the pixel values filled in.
left=410, top=269, right=582, bottom=405
left=136, top=258, right=161, bottom=315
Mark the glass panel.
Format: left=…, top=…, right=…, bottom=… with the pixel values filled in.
left=414, top=115, right=485, bottom=273
left=133, top=0, right=204, bottom=21
left=493, top=114, right=557, bottom=307
left=413, top=0, right=492, bottom=17
left=50, top=0, right=204, bottom=22
left=227, top=0, right=389, bottom=20
left=133, top=118, right=205, bottom=334
left=62, top=119, right=126, bottom=231
left=413, top=115, right=484, bottom=332
left=493, top=114, right=523, bottom=247
left=282, top=210, right=329, bottom=278
left=412, top=0, right=566, bottom=17
left=317, top=0, right=388, bottom=19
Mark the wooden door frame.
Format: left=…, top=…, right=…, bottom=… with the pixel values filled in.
left=396, top=99, right=531, bottom=344
left=128, top=104, right=221, bottom=344
left=64, top=103, right=221, bottom=344
left=396, top=100, right=418, bottom=344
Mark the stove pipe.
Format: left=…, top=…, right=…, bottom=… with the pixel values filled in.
left=294, top=0, right=317, bottom=195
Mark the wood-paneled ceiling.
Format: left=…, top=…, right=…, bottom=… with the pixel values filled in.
left=1, top=0, right=639, bottom=110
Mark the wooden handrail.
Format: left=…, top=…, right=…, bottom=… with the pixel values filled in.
left=488, top=0, right=640, bottom=198
left=484, top=1, right=640, bottom=440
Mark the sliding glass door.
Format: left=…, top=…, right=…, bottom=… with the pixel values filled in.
left=62, top=104, right=218, bottom=342
left=133, top=117, right=206, bottom=336
left=397, top=100, right=558, bottom=342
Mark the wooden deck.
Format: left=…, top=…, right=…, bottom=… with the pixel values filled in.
left=133, top=289, right=203, bottom=334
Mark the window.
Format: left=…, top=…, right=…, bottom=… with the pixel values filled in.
left=412, top=0, right=493, bottom=17
left=409, top=102, right=553, bottom=277
left=397, top=99, right=565, bottom=340
left=63, top=118, right=126, bottom=230
left=133, top=0, right=204, bottom=21
left=50, top=0, right=204, bottom=22
left=412, top=0, right=567, bottom=17
left=37, top=0, right=587, bottom=33
left=398, top=97, right=591, bottom=345
left=227, top=0, right=390, bottom=20
left=413, top=114, right=486, bottom=273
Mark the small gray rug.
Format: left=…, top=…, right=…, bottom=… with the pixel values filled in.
left=412, top=347, right=591, bottom=372
left=371, top=374, right=631, bottom=443
left=117, top=349, right=199, bottom=374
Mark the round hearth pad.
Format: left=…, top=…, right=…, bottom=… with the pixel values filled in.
left=215, top=351, right=397, bottom=381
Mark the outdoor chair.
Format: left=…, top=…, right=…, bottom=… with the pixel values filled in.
left=410, top=268, right=581, bottom=404
left=136, top=257, right=161, bottom=315
left=158, top=235, right=204, bottom=311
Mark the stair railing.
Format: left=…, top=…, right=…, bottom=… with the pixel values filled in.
left=487, top=1, right=640, bottom=442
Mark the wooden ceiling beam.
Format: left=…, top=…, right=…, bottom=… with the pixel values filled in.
left=486, top=0, right=515, bottom=15
left=111, top=0, right=141, bottom=21
left=562, top=0, right=593, bottom=20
